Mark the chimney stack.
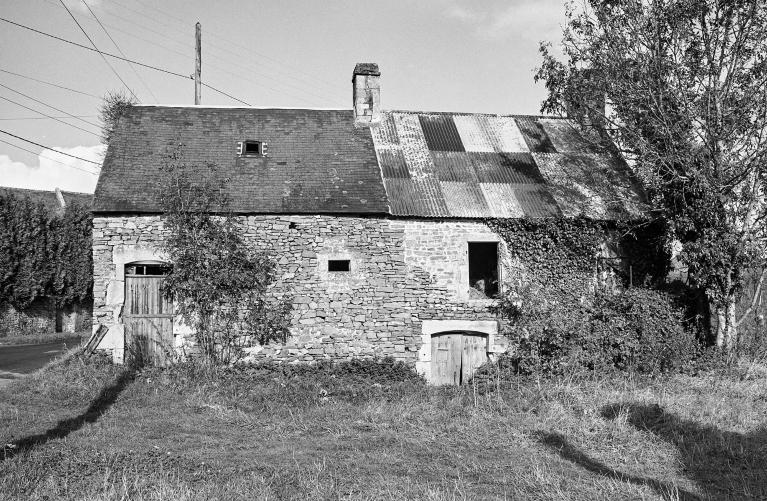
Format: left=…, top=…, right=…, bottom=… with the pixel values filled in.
left=352, top=63, right=381, bottom=126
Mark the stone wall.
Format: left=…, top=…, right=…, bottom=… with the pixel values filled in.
left=0, top=298, right=92, bottom=337
left=92, top=214, right=517, bottom=380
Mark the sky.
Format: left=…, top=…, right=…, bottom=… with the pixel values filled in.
left=0, top=0, right=567, bottom=193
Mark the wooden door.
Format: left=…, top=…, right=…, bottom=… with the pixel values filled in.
left=461, top=333, right=488, bottom=384
left=430, top=332, right=488, bottom=385
left=124, top=276, right=173, bottom=366
left=431, top=333, right=463, bottom=385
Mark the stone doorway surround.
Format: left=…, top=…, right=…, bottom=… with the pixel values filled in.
left=416, top=319, right=502, bottom=383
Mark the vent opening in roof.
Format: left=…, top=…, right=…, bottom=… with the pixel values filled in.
left=237, top=140, right=268, bottom=156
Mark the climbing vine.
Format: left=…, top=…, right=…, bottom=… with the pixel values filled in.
left=484, top=217, right=669, bottom=299
left=0, top=193, right=92, bottom=310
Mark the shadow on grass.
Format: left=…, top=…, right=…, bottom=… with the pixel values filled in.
left=538, top=403, right=767, bottom=500
left=1, top=370, right=135, bottom=462
left=536, top=431, right=701, bottom=500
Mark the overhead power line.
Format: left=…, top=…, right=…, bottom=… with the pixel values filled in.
left=0, top=95, right=101, bottom=137
left=58, top=0, right=139, bottom=102
left=81, top=0, right=158, bottom=103
left=0, top=115, right=97, bottom=121
left=0, top=129, right=102, bottom=166
left=0, top=137, right=99, bottom=174
left=0, top=82, right=101, bottom=129
left=0, top=17, right=251, bottom=106
left=0, top=68, right=100, bottom=98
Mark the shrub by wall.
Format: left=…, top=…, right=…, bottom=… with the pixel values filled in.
left=0, top=194, right=92, bottom=311
left=493, top=286, right=698, bottom=376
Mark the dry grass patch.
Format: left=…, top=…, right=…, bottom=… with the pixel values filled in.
left=1, top=356, right=765, bottom=500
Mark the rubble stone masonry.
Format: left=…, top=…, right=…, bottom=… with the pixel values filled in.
left=92, top=215, right=511, bottom=379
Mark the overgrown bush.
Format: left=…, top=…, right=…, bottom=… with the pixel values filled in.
left=159, top=145, right=292, bottom=365
left=494, top=285, right=699, bottom=376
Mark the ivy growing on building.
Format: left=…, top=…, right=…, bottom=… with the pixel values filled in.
left=0, top=194, right=92, bottom=310
left=484, top=217, right=669, bottom=299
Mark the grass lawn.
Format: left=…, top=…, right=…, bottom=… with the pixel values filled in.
left=0, top=331, right=89, bottom=346
left=1, top=356, right=765, bottom=500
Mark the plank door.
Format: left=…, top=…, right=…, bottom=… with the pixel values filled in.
left=431, top=333, right=463, bottom=385
left=461, top=333, right=488, bottom=384
left=124, top=276, right=173, bottom=366
left=430, top=332, right=488, bottom=385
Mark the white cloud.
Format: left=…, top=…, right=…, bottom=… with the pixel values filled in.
left=0, top=144, right=105, bottom=194
left=443, top=0, right=566, bottom=42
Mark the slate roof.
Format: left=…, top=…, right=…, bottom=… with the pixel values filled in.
left=94, top=106, right=388, bottom=214
left=94, top=105, right=645, bottom=220
left=0, top=186, right=92, bottom=213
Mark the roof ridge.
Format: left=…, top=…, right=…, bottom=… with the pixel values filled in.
left=384, top=110, right=563, bottom=119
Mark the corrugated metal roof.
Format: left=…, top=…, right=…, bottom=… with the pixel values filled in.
left=533, top=152, right=644, bottom=219
left=372, top=111, right=644, bottom=219
left=95, top=105, right=645, bottom=220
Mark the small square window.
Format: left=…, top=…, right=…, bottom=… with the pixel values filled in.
left=468, top=242, right=499, bottom=298
left=328, top=259, right=350, bottom=272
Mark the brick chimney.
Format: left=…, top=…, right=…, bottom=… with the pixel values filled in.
left=352, top=63, right=381, bottom=126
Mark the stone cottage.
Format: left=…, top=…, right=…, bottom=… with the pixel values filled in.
left=91, top=63, right=644, bottom=384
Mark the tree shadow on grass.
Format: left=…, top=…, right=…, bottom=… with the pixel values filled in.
left=1, top=370, right=135, bottom=461
left=537, top=403, right=767, bottom=500
left=537, top=430, right=701, bottom=500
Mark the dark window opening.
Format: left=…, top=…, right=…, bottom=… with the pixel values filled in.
left=328, top=259, right=350, bottom=272
left=289, top=222, right=297, bottom=229
left=468, top=242, right=499, bottom=298
left=126, top=263, right=171, bottom=276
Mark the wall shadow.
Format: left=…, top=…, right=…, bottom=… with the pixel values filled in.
left=537, top=403, right=767, bottom=500
left=2, top=370, right=134, bottom=461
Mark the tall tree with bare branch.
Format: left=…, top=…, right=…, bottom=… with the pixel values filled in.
left=537, top=0, right=767, bottom=349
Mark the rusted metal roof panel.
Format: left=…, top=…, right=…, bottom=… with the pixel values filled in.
left=538, top=119, right=604, bottom=154
left=431, top=151, right=478, bottom=182
left=481, top=115, right=529, bottom=152
left=384, top=178, right=450, bottom=216
left=440, top=181, right=490, bottom=217
left=469, top=152, right=544, bottom=184
left=513, top=185, right=561, bottom=218
left=514, top=117, right=557, bottom=153
left=478, top=183, right=525, bottom=218
left=394, top=113, right=437, bottom=180
left=378, top=149, right=410, bottom=179
left=534, top=152, right=644, bottom=219
left=418, top=115, right=465, bottom=152
left=454, top=114, right=495, bottom=152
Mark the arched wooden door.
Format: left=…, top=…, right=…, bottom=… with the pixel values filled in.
left=431, top=331, right=488, bottom=385
left=124, top=262, right=173, bottom=366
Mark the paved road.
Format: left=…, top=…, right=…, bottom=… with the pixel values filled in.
left=0, top=337, right=81, bottom=378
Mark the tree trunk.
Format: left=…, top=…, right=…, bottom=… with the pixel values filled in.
left=714, top=297, right=738, bottom=351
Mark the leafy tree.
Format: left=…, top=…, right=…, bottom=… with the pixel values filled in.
left=159, top=144, right=291, bottom=364
left=536, top=0, right=767, bottom=349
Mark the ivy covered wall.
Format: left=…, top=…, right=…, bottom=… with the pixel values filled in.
left=484, top=217, right=669, bottom=300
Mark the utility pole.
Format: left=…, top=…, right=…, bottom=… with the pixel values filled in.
left=194, top=22, right=201, bottom=105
